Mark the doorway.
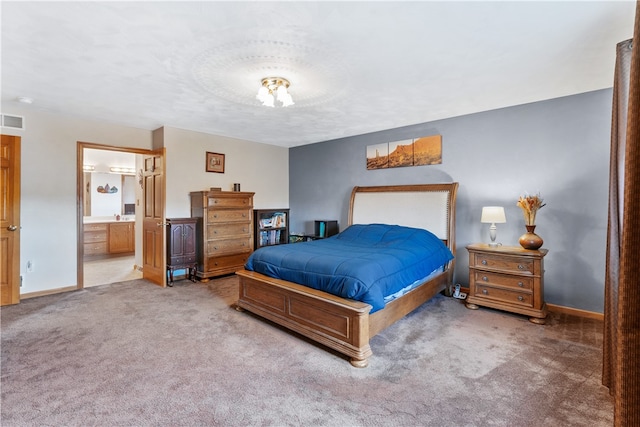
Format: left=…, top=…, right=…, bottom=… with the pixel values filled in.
left=77, top=142, right=159, bottom=288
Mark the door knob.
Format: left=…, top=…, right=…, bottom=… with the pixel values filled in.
left=7, top=225, right=17, bottom=231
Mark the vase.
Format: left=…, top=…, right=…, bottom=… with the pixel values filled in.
left=519, top=225, right=543, bottom=250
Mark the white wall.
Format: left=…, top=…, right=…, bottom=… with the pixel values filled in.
left=162, top=126, right=289, bottom=218
left=0, top=106, right=153, bottom=294
left=1, top=107, right=288, bottom=295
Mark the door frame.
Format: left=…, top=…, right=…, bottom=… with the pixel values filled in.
left=77, top=142, right=163, bottom=289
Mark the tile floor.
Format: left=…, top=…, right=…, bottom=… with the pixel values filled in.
left=83, top=255, right=142, bottom=288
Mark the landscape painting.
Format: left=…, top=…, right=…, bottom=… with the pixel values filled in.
left=413, top=135, right=442, bottom=166
left=366, top=135, right=442, bottom=170
left=366, top=143, right=389, bottom=170
left=388, top=139, right=414, bottom=168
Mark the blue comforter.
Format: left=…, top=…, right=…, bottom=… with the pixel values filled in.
left=244, top=224, right=454, bottom=313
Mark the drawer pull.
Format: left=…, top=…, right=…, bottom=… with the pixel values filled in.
left=214, top=214, right=218, bottom=218
left=482, top=276, right=488, bottom=281
left=518, top=296, right=524, bottom=301
left=518, top=281, right=524, bottom=287
left=481, top=260, right=487, bottom=265
left=242, top=213, right=246, bottom=217
left=482, top=289, right=488, bottom=295
left=518, top=264, right=525, bottom=270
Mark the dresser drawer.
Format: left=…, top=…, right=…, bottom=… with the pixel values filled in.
left=207, top=196, right=252, bottom=208
left=207, top=209, right=251, bottom=223
left=207, top=223, right=251, bottom=238
left=472, top=253, right=534, bottom=275
left=472, top=271, right=532, bottom=291
left=205, top=253, right=251, bottom=271
left=207, top=237, right=252, bottom=255
left=473, top=284, right=533, bottom=308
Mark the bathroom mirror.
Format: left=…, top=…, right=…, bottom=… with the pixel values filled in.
left=83, top=148, right=138, bottom=218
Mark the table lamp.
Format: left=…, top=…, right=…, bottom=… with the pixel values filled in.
left=481, top=206, right=506, bottom=247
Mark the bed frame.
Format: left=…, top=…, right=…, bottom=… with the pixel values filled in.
left=235, top=183, right=458, bottom=367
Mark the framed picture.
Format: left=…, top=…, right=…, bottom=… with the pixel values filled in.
left=366, top=134, right=442, bottom=170
left=206, top=152, right=225, bottom=173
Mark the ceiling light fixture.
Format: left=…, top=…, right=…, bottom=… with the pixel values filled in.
left=110, top=166, right=136, bottom=175
left=256, top=77, right=294, bottom=107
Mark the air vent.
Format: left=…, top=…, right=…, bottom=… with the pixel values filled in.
left=1, top=114, right=25, bottom=130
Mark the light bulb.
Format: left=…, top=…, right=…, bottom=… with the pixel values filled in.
left=262, top=93, right=275, bottom=107
left=276, top=85, right=288, bottom=102
left=256, top=86, right=269, bottom=102
left=281, top=93, right=294, bottom=107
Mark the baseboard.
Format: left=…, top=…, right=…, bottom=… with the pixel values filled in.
left=460, top=286, right=603, bottom=321
left=546, top=303, right=603, bottom=321
left=21, top=286, right=77, bottom=300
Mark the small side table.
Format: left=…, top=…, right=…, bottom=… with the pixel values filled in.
left=465, top=243, right=548, bottom=324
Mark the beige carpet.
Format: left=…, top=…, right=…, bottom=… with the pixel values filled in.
left=1, top=276, right=612, bottom=426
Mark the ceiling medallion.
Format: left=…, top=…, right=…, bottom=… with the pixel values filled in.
left=189, top=39, right=347, bottom=108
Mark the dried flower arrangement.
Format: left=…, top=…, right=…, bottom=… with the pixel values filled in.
left=517, top=192, right=546, bottom=226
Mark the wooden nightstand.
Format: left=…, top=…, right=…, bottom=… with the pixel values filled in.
left=465, top=243, right=548, bottom=324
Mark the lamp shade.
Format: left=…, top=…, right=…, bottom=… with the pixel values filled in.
left=481, top=206, right=506, bottom=223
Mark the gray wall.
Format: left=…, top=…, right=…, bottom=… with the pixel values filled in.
left=290, top=89, right=612, bottom=313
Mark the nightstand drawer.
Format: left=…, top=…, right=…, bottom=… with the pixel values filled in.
left=472, top=271, right=532, bottom=291
left=473, top=285, right=533, bottom=308
left=472, top=253, right=534, bottom=275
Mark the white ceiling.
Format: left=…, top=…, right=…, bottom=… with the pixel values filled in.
left=1, top=1, right=636, bottom=148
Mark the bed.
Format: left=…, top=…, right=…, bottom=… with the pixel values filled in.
left=235, top=183, right=458, bottom=367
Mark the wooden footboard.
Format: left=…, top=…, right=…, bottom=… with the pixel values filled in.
left=235, top=268, right=449, bottom=367
left=236, top=269, right=373, bottom=367
left=369, top=271, right=448, bottom=337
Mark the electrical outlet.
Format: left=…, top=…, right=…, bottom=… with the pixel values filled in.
left=26, top=260, right=33, bottom=272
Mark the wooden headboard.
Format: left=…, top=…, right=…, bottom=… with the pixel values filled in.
left=348, top=183, right=459, bottom=275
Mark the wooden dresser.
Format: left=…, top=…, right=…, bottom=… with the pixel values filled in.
left=465, top=243, right=548, bottom=324
left=190, top=189, right=254, bottom=281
